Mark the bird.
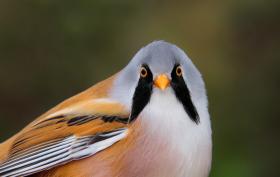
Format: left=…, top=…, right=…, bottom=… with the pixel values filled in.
left=0, top=41, right=212, bottom=177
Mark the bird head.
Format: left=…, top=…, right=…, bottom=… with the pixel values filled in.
left=110, top=41, right=208, bottom=125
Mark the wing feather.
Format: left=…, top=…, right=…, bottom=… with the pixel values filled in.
left=0, top=76, right=131, bottom=176
left=0, top=128, right=127, bottom=177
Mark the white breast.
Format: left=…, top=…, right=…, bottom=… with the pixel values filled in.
left=139, top=88, right=212, bottom=177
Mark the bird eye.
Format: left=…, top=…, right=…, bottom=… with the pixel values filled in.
left=140, top=67, right=148, bottom=78
left=176, top=66, right=183, bottom=77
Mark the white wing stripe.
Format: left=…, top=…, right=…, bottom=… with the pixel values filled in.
left=4, top=150, right=71, bottom=177
left=0, top=141, right=72, bottom=173
left=0, top=128, right=128, bottom=177
left=0, top=136, right=74, bottom=169
left=10, top=138, right=65, bottom=159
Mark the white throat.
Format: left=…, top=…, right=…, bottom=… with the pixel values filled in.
left=140, top=88, right=212, bottom=177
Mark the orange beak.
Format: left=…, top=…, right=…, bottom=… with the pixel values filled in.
left=154, top=74, right=170, bottom=90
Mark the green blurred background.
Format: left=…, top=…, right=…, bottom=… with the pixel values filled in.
left=0, top=0, right=279, bottom=177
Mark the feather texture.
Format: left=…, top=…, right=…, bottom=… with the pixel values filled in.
left=0, top=128, right=128, bottom=177
left=0, top=75, right=131, bottom=177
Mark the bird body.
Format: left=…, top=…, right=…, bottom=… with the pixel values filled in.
left=0, top=41, right=212, bottom=177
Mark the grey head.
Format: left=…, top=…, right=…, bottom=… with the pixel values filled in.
left=110, top=41, right=208, bottom=124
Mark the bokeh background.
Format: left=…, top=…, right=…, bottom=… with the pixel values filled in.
left=0, top=1, right=279, bottom=177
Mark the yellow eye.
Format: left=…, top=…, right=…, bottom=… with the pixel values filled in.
left=176, top=66, right=183, bottom=77
left=140, top=67, right=148, bottom=78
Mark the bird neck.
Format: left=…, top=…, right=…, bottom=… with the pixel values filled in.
left=133, top=88, right=212, bottom=177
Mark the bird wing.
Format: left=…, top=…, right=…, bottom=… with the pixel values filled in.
left=0, top=76, right=130, bottom=177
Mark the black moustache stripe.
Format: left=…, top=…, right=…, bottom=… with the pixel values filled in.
left=129, top=64, right=199, bottom=124
left=129, top=64, right=153, bottom=123
left=171, top=64, right=200, bottom=124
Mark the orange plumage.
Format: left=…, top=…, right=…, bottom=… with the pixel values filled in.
left=0, top=41, right=212, bottom=177
left=0, top=75, right=132, bottom=177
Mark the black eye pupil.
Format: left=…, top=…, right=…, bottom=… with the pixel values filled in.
left=177, top=68, right=181, bottom=73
